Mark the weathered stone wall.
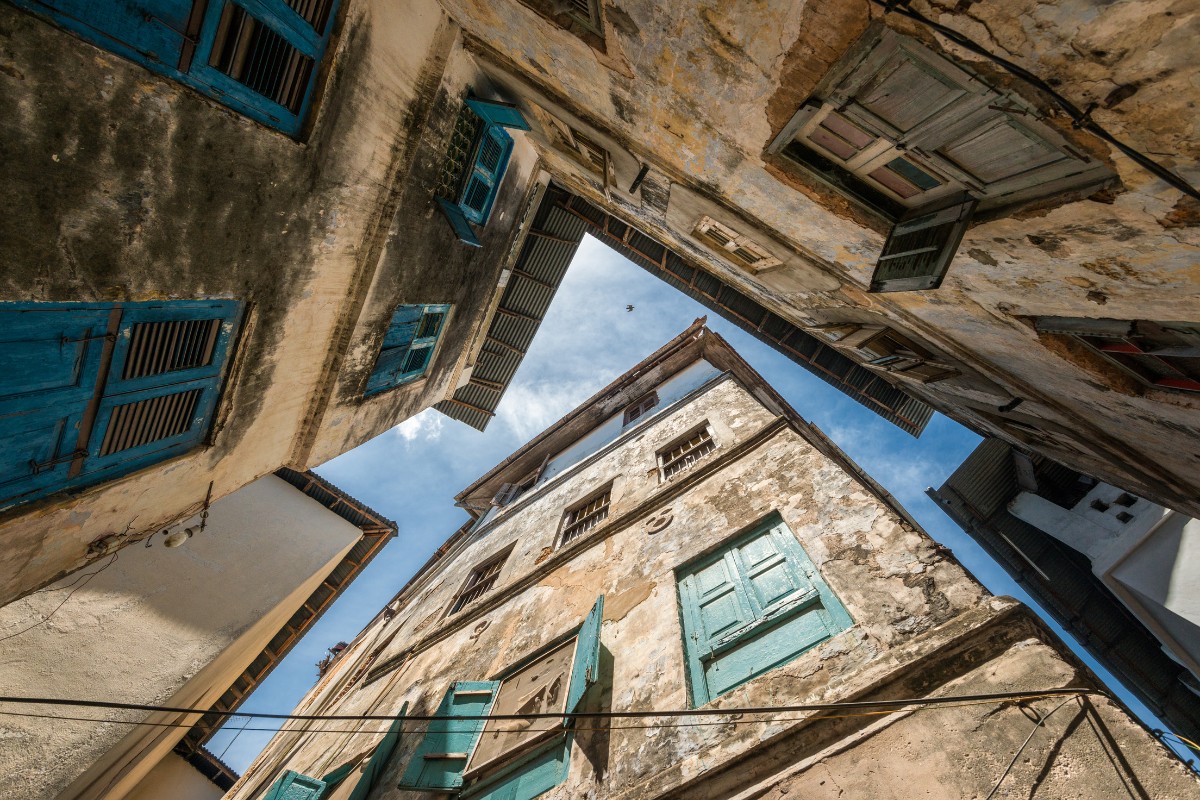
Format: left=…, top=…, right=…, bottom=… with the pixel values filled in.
left=229, top=369, right=1196, bottom=799
left=431, top=0, right=1200, bottom=519
left=0, top=0, right=536, bottom=603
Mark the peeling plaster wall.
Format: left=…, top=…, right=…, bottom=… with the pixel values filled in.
left=0, top=0, right=535, bottom=604
left=0, top=475, right=361, bottom=800
left=432, top=0, right=1200, bottom=519
left=224, top=371, right=1197, bottom=798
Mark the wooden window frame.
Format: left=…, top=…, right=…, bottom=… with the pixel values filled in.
left=558, top=484, right=612, bottom=547
left=692, top=216, right=782, bottom=272
left=808, top=322, right=958, bottom=384
left=657, top=423, right=718, bottom=482
left=1035, top=317, right=1200, bottom=394
left=364, top=304, right=450, bottom=397
left=622, top=391, right=659, bottom=427
left=448, top=547, right=512, bottom=616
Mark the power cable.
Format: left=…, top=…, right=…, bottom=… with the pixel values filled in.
left=0, top=553, right=119, bottom=644
left=872, top=0, right=1200, bottom=201
left=984, top=696, right=1077, bottom=800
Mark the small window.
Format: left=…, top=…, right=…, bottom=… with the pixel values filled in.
left=1114, top=493, right=1137, bottom=508
left=1116, top=511, right=1135, bottom=524
left=808, top=323, right=958, bottom=384
left=1034, top=317, right=1200, bottom=394
left=658, top=424, right=717, bottom=481
left=693, top=216, right=782, bottom=272
left=513, top=0, right=604, bottom=46
left=449, top=549, right=510, bottom=615
left=622, top=391, right=659, bottom=426
left=676, top=517, right=852, bottom=705
left=364, top=304, right=449, bottom=396
left=560, top=486, right=612, bottom=546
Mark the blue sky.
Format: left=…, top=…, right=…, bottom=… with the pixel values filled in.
left=206, top=235, right=1189, bottom=769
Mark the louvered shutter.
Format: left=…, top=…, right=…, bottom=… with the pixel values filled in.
left=491, top=483, right=519, bottom=507
left=436, top=198, right=483, bottom=247
left=264, top=770, right=327, bottom=800
left=870, top=197, right=976, bottom=292
left=398, top=681, right=498, bottom=791
left=565, top=595, right=604, bottom=723
left=458, top=126, right=514, bottom=224
left=12, top=0, right=190, bottom=67
left=347, top=705, right=407, bottom=800
left=465, top=98, right=531, bottom=131
left=365, top=305, right=423, bottom=395
left=0, top=306, right=110, bottom=507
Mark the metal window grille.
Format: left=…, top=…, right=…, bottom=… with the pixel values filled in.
left=124, top=319, right=221, bottom=379
left=285, top=0, right=335, bottom=33
left=209, top=3, right=315, bottom=113
left=658, top=426, right=716, bottom=481
left=623, top=392, right=659, bottom=426
left=560, top=489, right=611, bottom=545
left=99, top=389, right=203, bottom=456
left=450, top=553, right=508, bottom=615
left=435, top=106, right=484, bottom=201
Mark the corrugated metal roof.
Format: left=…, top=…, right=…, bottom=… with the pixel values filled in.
left=932, top=439, right=1200, bottom=743
left=553, top=193, right=935, bottom=436
left=435, top=189, right=585, bottom=430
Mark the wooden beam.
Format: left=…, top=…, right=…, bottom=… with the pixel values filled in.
left=526, top=228, right=578, bottom=245
left=510, top=268, right=555, bottom=290
left=495, top=306, right=541, bottom=324
left=469, top=375, right=505, bottom=391
left=485, top=335, right=525, bottom=356
left=444, top=396, right=496, bottom=418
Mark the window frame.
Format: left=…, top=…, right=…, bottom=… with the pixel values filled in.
left=448, top=546, right=513, bottom=616
left=808, top=322, right=958, bottom=384
left=363, top=304, right=450, bottom=397
left=621, top=391, right=659, bottom=427
left=692, top=216, right=782, bottom=272
left=656, top=423, right=718, bottom=482
left=558, top=484, right=613, bottom=547
left=1035, top=317, right=1200, bottom=394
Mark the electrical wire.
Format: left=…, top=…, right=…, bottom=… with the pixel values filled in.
left=0, top=687, right=1103, bottom=723
left=983, top=696, right=1078, bottom=800
left=871, top=0, right=1200, bottom=201
left=0, top=553, right=119, bottom=644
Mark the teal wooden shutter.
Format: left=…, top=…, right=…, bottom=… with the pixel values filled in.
left=264, top=770, right=326, bottom=800
left=465, top=737, right=572, bottom=800
left=870, top=197, right=976, bottom=292
left=347, top=704, right=407, bottom=800
left=436, top=198, right=483, bottom=247
left=365, top=304, right=449, bottom=395
left=11, top=0, right=191, bottom=68
left=459, top=127, right=514, bottom=225
left=565, top=595, right=604, bottom=724
left=398, top=681, right=498, bottom=791
left=465, top=98, right=531, bottom=131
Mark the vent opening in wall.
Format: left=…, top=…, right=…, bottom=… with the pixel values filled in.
left=560, top=486, right=612, bottom=546
left=693, top=217, right=782, bottom=272
left=658, top=424, right=717, bottom=481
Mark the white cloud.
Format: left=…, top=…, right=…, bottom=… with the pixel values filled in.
left=495, top=379, right=591, bottom=442
left=392, top=408, right=445, bottom=444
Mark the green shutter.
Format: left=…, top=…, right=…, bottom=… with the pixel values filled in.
left=437, top=198, right=483, bottom=247
left=870, top=197, right=976, bottom=292
left=346, top=703, right=407, bottom=800
left=465, top=98, right=531, bottom=131
left=565, top=595, right=604, bottom=724
left=462, top=736, right=572, bottom=800
left=398, top=681, right=498, bottom=791
left=264, top=770, right=326, bottom=800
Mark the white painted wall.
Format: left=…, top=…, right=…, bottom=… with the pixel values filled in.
left=123, top=754, right=224, bottom=800
left=0, top=474, right=364, bottom=800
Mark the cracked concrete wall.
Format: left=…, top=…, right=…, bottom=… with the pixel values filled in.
left=225, top=366, right=1196, bottom=799
left=429, top=0, right=1200, bottom=521
left=0, top=0, right=534, bottom=604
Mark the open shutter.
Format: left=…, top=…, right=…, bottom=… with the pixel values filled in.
left=264, top=770, right=326, bottom=800
left=491, top=483, right=519, bottom=507
left=436, top=198, right=483, bottom=247
left=366, top=305, right=429, bottom=395
left=565, top=595, right=604, bottom=722
left=459, top=127, right=514, bottom=225
left=870, top=197, right=976, bottom=292
left=398, top=681, right=498, bottom=791
left=12, top=0, right=190, bottom=68
left=465, top=98, right=531, bottom=130
left=347, top=704, right=407, bottom=800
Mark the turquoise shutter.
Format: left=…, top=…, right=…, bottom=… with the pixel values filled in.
left=459, top=127, right=514, bottom=225
left=0, top=306, right=110, bottom=508
left=399, top=681, right=499, bottom=791
left=347, top=704, right=407, bottom=800
left=11, top=0, right=190, bottom=68
left=264, top=770, right=326, bottom=800
left=565, top=595, right=604, bottom=723
left=467, top=737, right=572, bottom=800
left=365, top=305, right=448, bottom=395
left=729, top=525, right=816, bottom=616
left=465, top=98, right=531, bottom=131
left=436, top=198, right=483, bottom=247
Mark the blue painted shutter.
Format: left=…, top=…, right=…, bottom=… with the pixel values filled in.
left=398, top=681, right=498, bottom=791
left=365, top=305, right=448, bottom=395
left=0, top=306, right=110, bottom=507
left=466, top=738, right=572, bottom=800
left=459, top=126, right=514, bottom=225
left=264, top=770, right=326, bottom=800
left=465, top=98, right=531, bottom=131
left=436, top=198, right=483, bottom=247
left=13, top=0, right=191, bottom=67
left=565, top=595, right=603, bottom=724
left=347, top=704, right=407, bottom=800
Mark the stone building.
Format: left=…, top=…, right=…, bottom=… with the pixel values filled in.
left=930, top=437, right=1200, bottom=747
left=227, top=323, right=1197, bottom=800
left=0, top=468, right=394, bottom=800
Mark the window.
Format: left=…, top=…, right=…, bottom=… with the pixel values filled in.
left=449, top=549, right=511, bottom=616
left=657, top=424, right=717, bottom=481
left=0, top=300, right=242, bottom=510
left=435, top=98, right=530, bottom=247
left=622, top=391, right=659, bottom=426
left=550, top=120, right=609, bottom=180
left=263, top=712, right=406, bottom=800
left=772, top=25, right=1112, bottom=292
left=1034, top=317, right=1200, bottom=394
left=677, top=518, right=851, bottom=705
left=12, top=0, right=340, bottom=135
left=693, top=217, right=782, bottom=272
left=400, top=597, right=603, bottom=797
left=808, top=323, right=958, bottom=384
left=559, top=486, right=611, bottom=546
left=364, top=304, right=449, bottom=396
left=513, top=0, right=604, bottom=47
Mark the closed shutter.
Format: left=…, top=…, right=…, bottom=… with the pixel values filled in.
left=870, top=197, right=976, bottom=292
left=347, top=706, right=407, bottom=800
left=365, top=304, right=449, bottom=395
left=398, top=681, right=499, bottom=791
left=264, top=770, right=327, bottom=800
left=565, top=595, right=604, bottom=723
left=14, top=0, right=191, bottom=67
left=459, top=126, right=514, bottom=224
left=465, top=98, right=531, bottom=131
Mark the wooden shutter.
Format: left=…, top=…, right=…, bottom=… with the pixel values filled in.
left=465, top=98, right=531, bottom=130
left=459, top=126, right=514, bottom=224
left=467, top=738, right=573, bottom=800
left=264, top=770, right=327, bottom=800
left=870, top=197, right=976, bottom=292
left=436, top=198, right=483, bottom=247
left=565, top=595, right=604, bottom=723
left=13, top=0, right=190, bottom=67
left=0, top=306, right=110, bottom=507
left=365, top=305, right=432, bottom=395
left=347, top=705, right=407, bottom=800
left=398, top=681, right=498, bottom=791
